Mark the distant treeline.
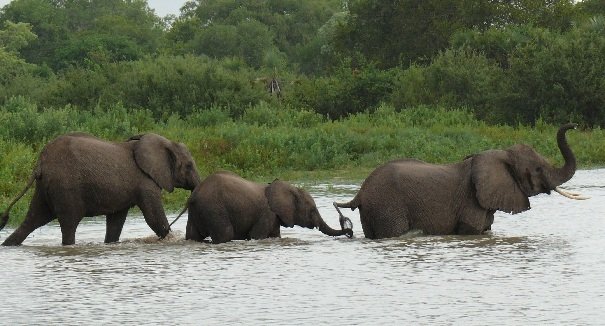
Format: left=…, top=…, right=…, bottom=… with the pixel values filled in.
left=1, top=0, right=604, bottom=126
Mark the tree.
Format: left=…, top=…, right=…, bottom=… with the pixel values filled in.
left=0, top=0, right=67, bottom=69
left=488, top=0, right=576, bottom=30
left=330, top=0, right=576, bottom=69
left=0, top=0, right=165, bottom=70
left=575, top=0, right=605, bottom=19
left=331, top=0, right=495, bottom=68
left=167, top=0, right=342, bottom=71
left=0, top=21, right=47, bottom=102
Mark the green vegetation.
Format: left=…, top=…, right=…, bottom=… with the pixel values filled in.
left=2, top=101, right=605, bottom=225
left=1, top=0, right=605, bottom=225
left=0, top=0, right=604, bottom=126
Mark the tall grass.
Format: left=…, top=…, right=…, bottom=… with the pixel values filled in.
left=2, top=99, right=605, bottom=226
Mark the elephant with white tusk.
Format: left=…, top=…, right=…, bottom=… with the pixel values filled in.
left=334, top=123, right=587, bottom=239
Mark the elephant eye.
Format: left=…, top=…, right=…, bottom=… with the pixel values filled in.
left=536, top=167, right=543, bottom=173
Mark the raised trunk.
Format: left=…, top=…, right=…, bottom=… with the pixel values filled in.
left=548, top=123, right=577, bottom=187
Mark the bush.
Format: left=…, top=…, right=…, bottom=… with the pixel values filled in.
left=0, top=97, right=158, bottom=142
left=502, top=18, right=605, bottom=126
left=114, top=55, right=268, bottom=118
left=46, top=55, right=270, bottom=118
left=187, top=106, right=233, bottom=127
left=390, top=49, right=504, bottom=122
left=241, top=102, right=324, bottom=128
left=284, top=61, right=394, bottom=119
left=0, top=96, right=76, bottom=142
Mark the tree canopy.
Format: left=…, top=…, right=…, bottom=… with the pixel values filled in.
left=1, top=0, right=605, bottom=126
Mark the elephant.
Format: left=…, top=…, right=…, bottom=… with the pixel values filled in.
left=0, top=132, right=201, bottom=245
left=334, top=123, right=587, bottom=239
left=184, top=171, right=353, bottom=244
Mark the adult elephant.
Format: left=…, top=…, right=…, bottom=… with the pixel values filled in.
left=0, top=132, right=201, bottom=245
left=334, top=123, right=586, bottom=239
left=184, top=171, right=353, bottom=243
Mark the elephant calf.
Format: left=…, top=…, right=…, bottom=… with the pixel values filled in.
left=0, top=132, right=201, bottom=245
left=185, top=171, right=353, bottom=243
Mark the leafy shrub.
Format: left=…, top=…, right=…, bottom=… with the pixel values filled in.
left=0, top=97, right=158, bottom=142
left=187, top=106, right=233, bottom=127
left=502, top=18, right=605, bottom=126
left=79, top=104, right=156, bottom=139
left=284, top=61, right=394, bottom=119
left=0, top=96, right=75, bottom=142
left=47, top=55, right=270, bottom=118
left=390, top=49, right=503, bottom=122
left=241, top=102, right=324, bottom=128
left=114, top=55, right=268, bottom=117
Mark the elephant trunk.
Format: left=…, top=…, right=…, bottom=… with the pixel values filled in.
left=547, top=123, right=577, bottom=187
left=192, top=171, right=202, bottom=189
left=313, top=211, right=353, bottom=238
left=185, top=171, right=202, bottom=191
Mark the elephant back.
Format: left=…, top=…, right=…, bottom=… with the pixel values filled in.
left=39, top=134, right=143, bottom=212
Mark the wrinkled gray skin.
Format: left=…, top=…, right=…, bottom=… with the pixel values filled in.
left=185, top=171, right=353, bottom=244
left=0, top=132, right=201, bottom=245
left=335, top=124, right=577, bottom=239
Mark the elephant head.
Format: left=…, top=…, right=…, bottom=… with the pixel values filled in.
left=131, top=133, right=201, bottom=192
left=471, top=123, right=583, bottom=214
left=266, top=180, right=353, bottom=237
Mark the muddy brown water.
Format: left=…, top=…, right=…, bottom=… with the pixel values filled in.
left=1, top=169, right=604, bottom=325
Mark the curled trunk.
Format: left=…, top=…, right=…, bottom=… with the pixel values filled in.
left=547, top=123, right=577, bottom=187
left=313, top=211, right=353, bottom=238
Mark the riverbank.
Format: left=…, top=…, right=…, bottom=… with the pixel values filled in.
left=2, top=103, right=604, bottom=225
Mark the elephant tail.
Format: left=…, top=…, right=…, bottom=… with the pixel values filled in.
left=333, top=196, right=360, bottom=211
left=169, top=204, right=189, bottom=228
left=169, top=190, right=196, bottom=228
left=0, top=166, right=39, bottom=231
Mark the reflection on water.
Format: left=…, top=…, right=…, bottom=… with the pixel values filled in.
left=1, top=169, right=604, bottom=325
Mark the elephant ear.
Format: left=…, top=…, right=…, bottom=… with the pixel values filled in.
left=133, top=133, right=175, bottom=192
left=471, top=150, right=530, bottom=214
left=266, top=180, right=296, bottom=227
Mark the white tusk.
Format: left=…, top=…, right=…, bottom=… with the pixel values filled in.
left=555, top=187, right=590, bottom=200
left=560, top=189, right=581, bottom=196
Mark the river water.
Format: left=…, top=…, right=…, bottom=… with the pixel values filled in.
left=1, top=169, right=604, bottom=325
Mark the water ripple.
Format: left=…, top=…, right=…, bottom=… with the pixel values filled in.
left=1, top=169, right=604, bottom=324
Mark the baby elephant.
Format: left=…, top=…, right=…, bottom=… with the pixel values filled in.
left=185, top=171, right=353, bottom=243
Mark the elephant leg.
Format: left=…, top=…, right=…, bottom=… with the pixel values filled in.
left=483, top=210, right=495, bottom=232
left=58, top=218, right=80, bottom=245
left=209, top=218, right=234, bottom=244
left=267, top=221, right=281, bottom=238
left=105, top=209, right=129, bottom=243
left=185, top=209, right=209, bottom=242
left=456, top=222, right=484, bottom=235
left=51, top=191, right=87, bottom=245
left=248, top=214, right=275, bottom=240
left=205, top=209, right=234, bottom=244
left=361, top=204, right=410, bottom=239
left=185, top=217, right=201, bottom=241
left=457, top=207, right=491, bottom=235
left=2, top=188, right=54, bottom=246
left=138, top=193, right=170, bottom=239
